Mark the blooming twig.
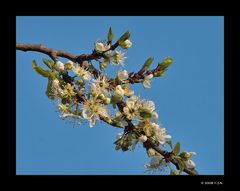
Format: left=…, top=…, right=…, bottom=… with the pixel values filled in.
left=16, top=28, right=198, bottom=175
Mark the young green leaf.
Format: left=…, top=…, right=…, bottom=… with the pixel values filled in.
left=118, top=31, right=131, bottom=44
left=42, top=58, right=54, bottom=70
left=170, top=169, right=180, bottom=175
left=32, top=60, right=51, bottom=78
left=139, top=108, right=152, bottom=119
left=154, top=70, right=165, bottom=77
left=108, top=27, right=114, bottom=42
left=173, top=142, right=180, bottom=155
left=159, top=57, right=173, bottom=70
left=143, top=57, right=154, bottom=70
left=45, top=79, right=55, bottom=99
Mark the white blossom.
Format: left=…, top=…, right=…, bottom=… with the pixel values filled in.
left=141, top=100, right=155, bottom=112
left=95, top=42, right=111, bottom=52
left=183, top=152, right=197, bottom=169
left=143, top=74, right=153, bottom=88
left=82, top=98, right=109, bottom=127
left=112, top=50, right=126, bottom=66
left=144, top=156, right=167, bottom=173
left=114, top=85, right=125, bottom=98
left=55, top=61, right=65, bottom=71
left=72, top=64, right=92, bottom=81
left=92, top=75, right=109, bottom=97
left=65, top=60, right=74, bottom=70
left=117, top=69, right=129, bottom=82
left=51, top=79, right=64, bottom=97
left=152, top=124, right=171, bottom=145
left=138, top=135, right=148, bottom=142
left=123, top=96, right=142, bottom=120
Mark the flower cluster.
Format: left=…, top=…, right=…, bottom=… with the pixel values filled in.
left=30, top=27, right=197, bottom=175
left=95, top=41, right=129, bottom=68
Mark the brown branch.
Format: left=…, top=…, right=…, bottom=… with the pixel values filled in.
left=115, top=101, right=198, bottom=175
left=16, top=43, right=198, bottom=175
left=16, top=44, right=77, bottom=62
left=16, top=43, right=102, bottom=77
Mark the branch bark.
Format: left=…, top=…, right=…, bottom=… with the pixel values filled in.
left=16, top=43, right=198, bottom=175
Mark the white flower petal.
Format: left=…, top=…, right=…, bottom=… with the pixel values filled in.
left=95, top=42, right=104, bottom=52
left=89, top=116, right=96, bottom=127
left=164, top=135, right=172, bottom=139
left=152, top=112, right=158, bottom=119
left=189, top=152, right=197, bottom=157
left=146, top=74, right=153, bottom=79
left=117, top=70, right=129, bottom=81
left=143, top=79, right=151, bottom=88
left=121, top=121, right=128, bottom=127
left=83, top=71, right=92, bottom=81
left=185, top=160, right=196, bottom=169
left=82, top=108, right=93, bottom=119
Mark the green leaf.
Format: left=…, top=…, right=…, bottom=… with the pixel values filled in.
left=118, top=31, right=131, bottom=44
left=139, top=109, right=152, bottom=119
left=154, top=70, right=165, bottom=77
left=143, top=57, right=154, bottom=70
left=32, top=60, right=51, bottom=78
left=179, top=151, right=187, bottom=159
left=170, top=169, right=180, bottom=175
left=61, top=98, right=68, bottom=104
left=108, top=27, right=114, bottom=42
left=45, top=79, right=55, bottom=99
left=173, top=142, right=180, bottom=155
left=110, top=95, right=122, bottom=104
left=166, top=140, right=172, bottom=149
left=42, top=58, right=54, bottom=70
left=159, top=57, right=173, bottom=70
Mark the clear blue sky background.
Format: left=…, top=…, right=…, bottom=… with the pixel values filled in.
left=16, top=16, right=224, bottom=175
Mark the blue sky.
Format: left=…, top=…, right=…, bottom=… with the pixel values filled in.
left=16, top=16, right=224, bottom=175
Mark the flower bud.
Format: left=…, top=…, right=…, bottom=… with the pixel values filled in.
left=184, top=152, right=191, bottom=159
left=103, top=97, right=111, bottom=105
left=76, top=79, right=85, bottom=86
left=138, top=135, right=148, bottom=142
left=115, top=85, right=125, bottom=97
left=55, top=61, right=65, bottom=71
left=159, top=57, right=173, bottom=70
left=52, top=79, right=60, bottom=87
left=117, top=70, right=129, bottom=82
left=147, top=148, right=156, bottom=157
left=98, top=93, right=105, bottom=100
left=154, top=70, right=165, bottom=77
left=119, top=39, right=132, bottom=49
left=65, top=60, right=74, bottom=70
left=100, top=62, right=107, bottom=71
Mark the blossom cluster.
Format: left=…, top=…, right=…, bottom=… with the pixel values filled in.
left=31, top=27, right=197, bottom=175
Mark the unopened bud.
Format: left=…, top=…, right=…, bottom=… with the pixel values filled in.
left=147, top=148, right=156, bottom=157
left=65, top=60, right=74, bottom=70
left=100, top=62, right=107, bottom=71
left=103, top=97, right=111, bottom=105
left=76, top=79, right=85, bottom=86
left=98, top=93, right=105, bottom=100
left=55, top=61, right=65, bottom=71
left=119, top=39, right=132, bottom=49
left=160, top=57, right=173, bottom=70
left=138, top=135, right=148, bottom=142
left=154, top=70, right=165, bottom=77
left=184, top=152, right=191, bottom=159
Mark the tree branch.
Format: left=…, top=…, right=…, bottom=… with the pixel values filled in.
left=16, top=43, right=198, bottom=175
